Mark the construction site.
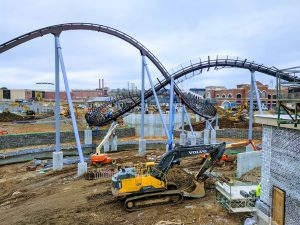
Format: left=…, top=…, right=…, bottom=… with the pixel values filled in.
left=1, top=19, right=300, bottom=225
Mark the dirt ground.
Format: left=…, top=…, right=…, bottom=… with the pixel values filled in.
left=0, top=148, right=247, bottom=225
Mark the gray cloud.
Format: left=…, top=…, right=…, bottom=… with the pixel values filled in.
left=0, top=0, right=299, bottom=90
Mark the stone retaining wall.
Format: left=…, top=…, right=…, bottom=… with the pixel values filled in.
left=0, top=127, right=135, bottom=150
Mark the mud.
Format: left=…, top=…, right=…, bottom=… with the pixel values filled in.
left=0, top=148, right=247, bottom=225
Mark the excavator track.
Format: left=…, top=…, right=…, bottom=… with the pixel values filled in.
left=124, top=190, right=184, bottom=211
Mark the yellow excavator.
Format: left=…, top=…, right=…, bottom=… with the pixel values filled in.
left=111, top=142, right=226, bottom=211
left=228, top=102, right=248, bottom=122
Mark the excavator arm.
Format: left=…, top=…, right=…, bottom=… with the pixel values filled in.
left=151, top=142, right=226, bottom=180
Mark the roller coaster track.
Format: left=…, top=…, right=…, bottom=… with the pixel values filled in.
left=86, top=56, right=300, bottom=126
left=1, top=23, right=299, bottom=126
left=0, top=23, right=216, bottom=121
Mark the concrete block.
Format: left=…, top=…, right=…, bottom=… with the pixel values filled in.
left=138, top=139, right=146, bottom=156
left=210, top=129, right=216, bottom=144
left=77, top=162, right=87, bottom=176
left=190, top=134, right=196, bottom=146
left=111, top=135, right=117, bottom=151
left=246, top=143, right=255, bottom=152
left=84, top=129, right=92, bottom=145
left=237, top=151, right=261, bottom=178
left=179, top=133, right=186, bottom=145
left=215, top=126, right=219, bottom=130
left=53, top=151, right=63, bottom=170
left=103, top=141, right=109, bottom=153
left=204, top=129, right=210, bottom=144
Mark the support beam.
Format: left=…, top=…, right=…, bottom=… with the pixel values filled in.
left=139, top=56, right=146, bottom=156
left=142, top=55, right=170, bottom=141
left=248, top=70, right=254, bottom=140
left=215, top=113, right=219, bottom=129
left=55, top=36, right=85, bottom=171
left=55, top=36, right=60, bottom=152
left=168, top=77, right=174, bottom=151
left=181, top=104, right=185, bottom=134
left=183, top=106, right=194, bottom=135
left=53, top=35, right=63, bottom=171
left=252, top=71, right=263, bottom=114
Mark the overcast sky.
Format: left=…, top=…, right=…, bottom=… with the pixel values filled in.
left=0, top=0, right=299, bottom=91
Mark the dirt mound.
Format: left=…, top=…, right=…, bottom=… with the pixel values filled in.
left=0, top=112, right=24, bottom=122
left=239, top=167, right=261, bottom=183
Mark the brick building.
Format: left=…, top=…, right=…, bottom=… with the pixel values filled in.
left=205, top=82, right=279, bottom=109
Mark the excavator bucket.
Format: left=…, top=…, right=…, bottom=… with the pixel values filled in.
left=182, top=180, right=205, bottom=198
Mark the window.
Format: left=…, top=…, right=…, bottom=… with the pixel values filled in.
left=273, top=95, right=277, bottom=99
left=227, top=93, right=232, bottom=98
left=268, top=94, right=271, bottom=99
left=216, top=94, right=220, bottom=98
left=222, top=94, right=226, bottom=98
left=236, top=94, right=242, bottom=99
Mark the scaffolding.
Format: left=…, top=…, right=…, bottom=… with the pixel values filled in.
left=216, top=181, right=257, bottom=213
left=276, top=67, right=300, bottom=127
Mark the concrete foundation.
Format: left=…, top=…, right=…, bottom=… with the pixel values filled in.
left=204, top=129, right=210, bottom=144
left=179, top=133, right=186, bottom=145
left=53, top=151, right=63, bottom=170
left=215, top=126, right=219, bottom=130
left=190, top=134, right=196, bottom=146
left=246, top=143, right=255, bottom=152
left=138, top=139, right=146, bottom=156
left=84, top=129, right=92, bottom=145
left=237, top=151, right=262, bottom=178
left=210, top=129, right=216, bottom=144
left=111, top=135, right=117, bottom=151
left=77, top=162, right=87, bottom=176
left=104, top=141, right=109, bottom=153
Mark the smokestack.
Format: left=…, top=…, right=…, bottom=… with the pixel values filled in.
left=102, top=79, right=104, bottom=96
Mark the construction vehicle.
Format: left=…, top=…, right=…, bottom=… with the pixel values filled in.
left=111, top=142, right=226, bottom=211
left=90, top=122, right=118, bottom=167
left=4, top=102, right=35, bottom=116
left=228, top=102, right=248, bottom=122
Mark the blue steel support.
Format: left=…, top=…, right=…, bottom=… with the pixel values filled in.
left=142, top=56, right=170, bottom=141
left=216, top=113, right=219, bottom=128
left=183, top=106, right=194, bottom=135
left=248, top=70, right=254, bottom=140
left=55, top=36, right=84, bottom=164
left=181, top=104, right=185, bottom=134
left=168, top=77, right=174, bottom=150
left=140, top=56, right=145, bottom=140
left=252, top=71, right=263, bottom=114
left=54, top=36, right=60, bottom=152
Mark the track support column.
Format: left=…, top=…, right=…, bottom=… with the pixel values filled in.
left=248, top=70, right=255, bottom=142
left=167, top=77, right=175, bottom=151
left=55, top=36, right=86, bottom=176
left=139, top=55, right=146, bottom=156
left=142, top=55, right=170, bottom=141
left=180, top=104, right=186, bottom=145
left=53, top=35, right=63, bottom=170
left=252, top=71, right=263, bottom=114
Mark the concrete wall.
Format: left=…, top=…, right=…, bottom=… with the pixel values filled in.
left=124, top=113, right=187, bottom=137
left=260, top=125, right=300, bottom=224
left=174, top=128, right=262, bottom=140
left=0, top=127, right=135, bottom=150
left=237, top=151, right=261, bottom=178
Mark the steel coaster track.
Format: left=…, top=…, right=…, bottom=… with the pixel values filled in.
left=1, top=24, right=299, bottom=126
left=0, top=23, right=215, bottom=121
left=86, top=56, right=299, bottom=126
